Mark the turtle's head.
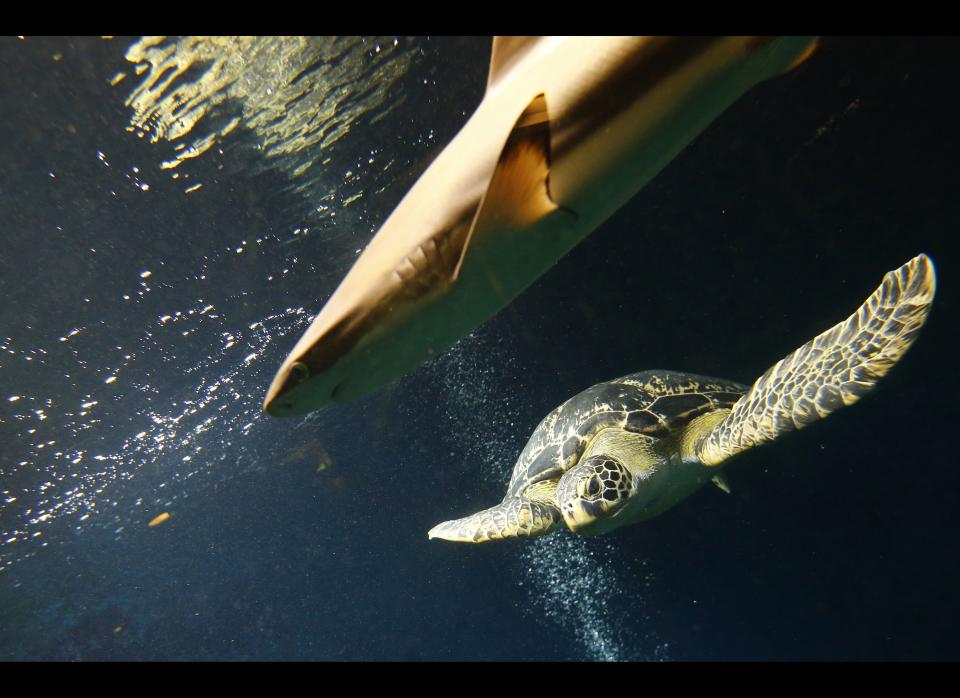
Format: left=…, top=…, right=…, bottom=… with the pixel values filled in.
left=556, top=455, right=635, bottom=536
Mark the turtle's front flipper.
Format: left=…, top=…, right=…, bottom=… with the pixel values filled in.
left=428, top=480, right=562, bottom=543
left=698, top=253, right=936, bottom=466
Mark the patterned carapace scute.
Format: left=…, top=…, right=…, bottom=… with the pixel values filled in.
left=506, top=370, right=747, bottom=497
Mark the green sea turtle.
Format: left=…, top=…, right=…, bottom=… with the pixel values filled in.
left=428, top=253, right=936, bottom=543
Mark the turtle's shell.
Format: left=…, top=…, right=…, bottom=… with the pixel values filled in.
left=506, top=370, right=747, bottom=497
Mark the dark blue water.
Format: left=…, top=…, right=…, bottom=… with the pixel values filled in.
left=0, top=36, right=956, bottom=661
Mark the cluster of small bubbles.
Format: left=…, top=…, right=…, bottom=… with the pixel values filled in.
left=517, top=535, right=667, bottom=661
left=428, top=326, right=524, bottom=484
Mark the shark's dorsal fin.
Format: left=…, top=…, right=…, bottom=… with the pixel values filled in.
left=451, top=92, right=563, bottom=282
left=487, top=36, right=542, bottom=90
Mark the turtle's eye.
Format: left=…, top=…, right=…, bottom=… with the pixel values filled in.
left=584, top=475, right=602, bottom=498
left=289, top=361, right=310, bottom=384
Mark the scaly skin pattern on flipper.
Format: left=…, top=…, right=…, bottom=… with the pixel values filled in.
left=429, top=371, right=745, bottom=542
left=698, top=254, right=936, bottom=466
left=427, top=480, right=563, bottom=542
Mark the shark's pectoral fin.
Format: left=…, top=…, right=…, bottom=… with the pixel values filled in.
left=452, top=92, right=574, bottom=282
left=484, top=92, right=560, bottom=225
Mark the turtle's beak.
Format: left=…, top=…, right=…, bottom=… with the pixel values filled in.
left=561, top=500, right=607, bottom=535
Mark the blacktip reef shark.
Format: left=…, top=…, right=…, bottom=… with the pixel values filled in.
left=264, top=36, right=819, bottom=416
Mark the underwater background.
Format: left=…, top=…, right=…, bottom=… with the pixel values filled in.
left=0, top=36, right=956, bottom=661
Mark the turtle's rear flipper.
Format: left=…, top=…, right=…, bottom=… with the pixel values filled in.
left=428, top=489, right=563, bottom=543
left=699, top=253, right=936, bottom=466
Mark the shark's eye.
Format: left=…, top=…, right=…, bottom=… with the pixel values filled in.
left=289, top=362, right=310, bottom=384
